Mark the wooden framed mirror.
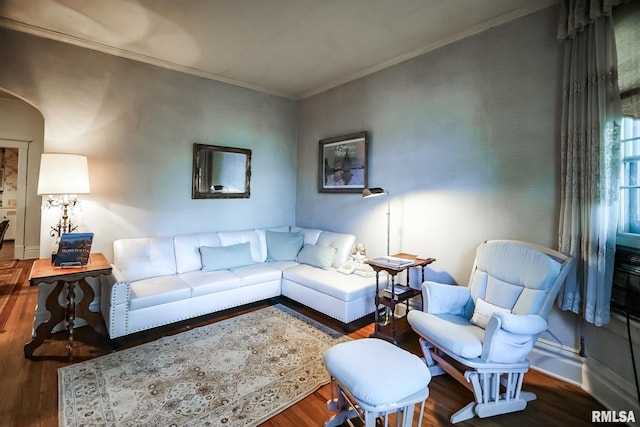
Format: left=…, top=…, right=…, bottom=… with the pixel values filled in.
left=192, top=143, right=252, bottom=199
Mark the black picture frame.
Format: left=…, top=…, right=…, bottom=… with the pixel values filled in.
left=318, top=131, right=368, bottom=193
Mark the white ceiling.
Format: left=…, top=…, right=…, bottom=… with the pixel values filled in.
left=0, top=0, right=556, bottom=99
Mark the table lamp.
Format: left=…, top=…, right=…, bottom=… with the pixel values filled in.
left=37, top=153, right=90, bottom=237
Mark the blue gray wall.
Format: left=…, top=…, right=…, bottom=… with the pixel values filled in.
left=298, top=7, right=563, bottom=289
left=0, top=26, right=298, bottom=260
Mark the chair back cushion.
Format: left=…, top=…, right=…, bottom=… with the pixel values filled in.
left=469, top=241, right=561, bottom=316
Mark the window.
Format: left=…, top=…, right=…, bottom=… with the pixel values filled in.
left=619, top=117, right=640, bottom=235
left=615, top=2, right=640, bottom=243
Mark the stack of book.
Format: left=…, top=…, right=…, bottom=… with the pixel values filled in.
left=382, top=284, right=413, bottom=300
left=369, top=256, right=415, bottom=268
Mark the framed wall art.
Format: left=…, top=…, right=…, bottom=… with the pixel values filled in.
left=318, top=131, right=368, bottom=193
left=192, top=143, right=252, bottom=199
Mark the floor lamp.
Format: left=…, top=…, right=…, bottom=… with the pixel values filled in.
left=37, top=153, right=91, bottom=238
left=362, top=187, right=390, bottom=256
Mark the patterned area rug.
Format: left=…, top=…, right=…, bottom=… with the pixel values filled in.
left=0, top=264, right=24, bottom=332
left=58, top=304, right=351, bottom=426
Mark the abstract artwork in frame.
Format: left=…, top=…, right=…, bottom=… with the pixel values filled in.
left=318, top=131, right=368, bottom=193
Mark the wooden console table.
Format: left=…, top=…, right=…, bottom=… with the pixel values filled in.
left=24, top=253, right=112, bottom=360
left=366, top=253, right=436, bottom=345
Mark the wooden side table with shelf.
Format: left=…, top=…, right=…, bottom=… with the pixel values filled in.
left=365, top=253, right=436, bottom=345
left=24, top=253, right=112, bottom=360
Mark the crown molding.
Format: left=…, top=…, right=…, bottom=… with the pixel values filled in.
left=297, top=0, right=559, bottom=99
left=0, top=0, right=558, bottom=101
left=0, top=17, right=294, bottom=100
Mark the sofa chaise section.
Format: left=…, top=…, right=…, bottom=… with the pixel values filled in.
left=281, top=228, right=377, bottom=323
left=282, top=265, right=379, bottom=323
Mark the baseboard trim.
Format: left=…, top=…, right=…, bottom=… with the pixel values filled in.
left=529, top=339, right=640, bottom=425
left=583, top=355, right=640, bottom=417
left=23, top=245, right=39, bottom=260
left=530, top=339, right=640, bottom=417
left=529, top=338, right=584, bottom=386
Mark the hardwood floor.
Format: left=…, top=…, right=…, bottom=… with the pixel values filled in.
left=0, top=256, right=606, bottom=426
left=0, top=240, right=15, bottom=261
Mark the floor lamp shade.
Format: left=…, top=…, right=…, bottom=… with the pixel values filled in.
left=37, top=153, right=90, bottom=195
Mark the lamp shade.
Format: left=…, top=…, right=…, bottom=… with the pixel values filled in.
left=37, top=153, right=90, bottom=195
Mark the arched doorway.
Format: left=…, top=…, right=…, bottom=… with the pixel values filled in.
left=0, top=90, right=44, bottom=260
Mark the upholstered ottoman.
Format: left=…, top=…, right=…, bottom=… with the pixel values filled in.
left=323, top=338, right=431, bottom=427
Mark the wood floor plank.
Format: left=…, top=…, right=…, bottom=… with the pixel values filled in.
left=0, top=258, right=606, bottom=426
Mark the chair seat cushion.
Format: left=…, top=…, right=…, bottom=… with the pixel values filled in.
left=407, top=310, right=484, bottom=359
left=324, top=338, right=431, bottom=407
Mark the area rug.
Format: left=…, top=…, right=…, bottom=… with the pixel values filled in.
left=0, top=265, right=24, bottom=332
left=58, top=304, right=351, bottom=426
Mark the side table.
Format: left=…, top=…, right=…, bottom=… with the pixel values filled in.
left=366, top=253, right=436, bottom=345
left=24, top=253, right=112, bottom=360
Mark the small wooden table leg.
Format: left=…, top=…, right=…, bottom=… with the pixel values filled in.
left=75, top=278, right=107, bottom=337
left=24, top=281, right=66, bottom=359
left=372, top=271, right=380, bottom=336
left=66, top=282, right=75, bottom=360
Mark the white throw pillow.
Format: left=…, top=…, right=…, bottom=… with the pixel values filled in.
left=470, top=298, right=511, bottom=329
left=297, top=244, right=337, bottom=269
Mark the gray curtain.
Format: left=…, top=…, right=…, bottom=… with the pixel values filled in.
left=557, top=0, right=623, bottom=326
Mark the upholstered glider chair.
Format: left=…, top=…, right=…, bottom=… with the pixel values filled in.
left=407, top=240, right=573, bottom=423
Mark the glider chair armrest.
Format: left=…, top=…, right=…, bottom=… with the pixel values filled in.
left=492, top=312, right=548, bottom=335
left=481, top=313, right=548, bottom=363
left=423, top=282, right=471, bottom=315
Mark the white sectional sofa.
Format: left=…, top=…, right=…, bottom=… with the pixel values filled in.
left=100, top=226, right=378, bottom=340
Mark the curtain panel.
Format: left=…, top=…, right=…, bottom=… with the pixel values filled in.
left=558, top=0, right=626, bottom=38
left=557, top=0, right=622, bottom=326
